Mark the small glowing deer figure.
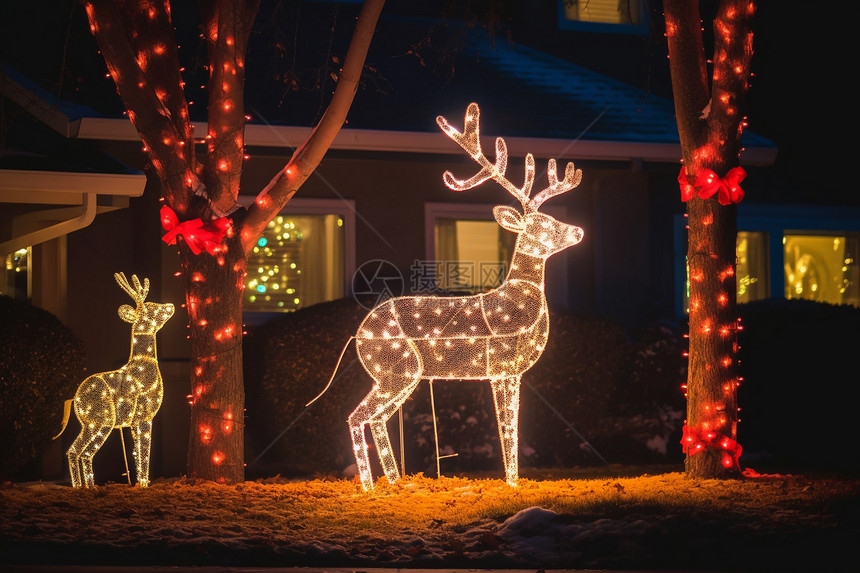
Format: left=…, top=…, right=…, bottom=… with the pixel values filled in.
left=346, top=103, right=585, bottom=490
left=60, top=273, right=174, bottom=487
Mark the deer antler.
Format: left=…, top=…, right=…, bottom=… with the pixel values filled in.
left=437, top=103, right=535, bottom=208
left=529, top=159, right=582, bottom=212
left=115, top=272, right=150, bottom=307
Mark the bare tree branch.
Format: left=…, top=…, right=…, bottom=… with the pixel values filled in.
left=241, top=0, right=386, bottom=255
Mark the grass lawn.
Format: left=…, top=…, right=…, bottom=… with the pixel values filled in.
left=2, top=464, right=858, bottom=570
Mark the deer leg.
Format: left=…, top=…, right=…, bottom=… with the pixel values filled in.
left=490, top=376, right=521, bottom=487
left=349, top=345, right=423, bottom=490
left=66, top=429, right=91, bottom=488
left=367, top=373, right=423, bottom=484
left=131, top=419, right=153, bottom=487
left=368, top=420, right=398, bottom=483
left=67, top=377, right=116, bottom=487
left=348, top=382, right=413, bottom=491
left=71, top=425, right=111, bottom=488
left=347, top=414, right=374, bottom=491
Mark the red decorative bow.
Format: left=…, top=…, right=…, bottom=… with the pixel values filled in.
left=681, top=424, right=743, bottom=470
left=678, top=166, right=746, bottom=205
left=160, top=205, right=232, bottom=255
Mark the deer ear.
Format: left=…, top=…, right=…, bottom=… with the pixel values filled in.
left=493, top=205, right=526, bottom=233
left=118, top=305, right=137, bottom=323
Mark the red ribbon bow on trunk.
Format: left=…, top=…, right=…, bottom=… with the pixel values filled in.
left=681, top=424, right=743, bottom=470
left=160, top=205, right=232, bottom=255
left=678, top=166, right=746, bottom=205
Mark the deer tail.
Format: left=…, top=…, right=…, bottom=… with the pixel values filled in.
left=306, top=336, right=356, bottom=407
left=52, top=399, right=73, bottom=440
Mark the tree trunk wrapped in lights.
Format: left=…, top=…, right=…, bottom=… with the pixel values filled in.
left=83, top=0, right=385, bottom=483
left=664, top=0, right=755, bottom=478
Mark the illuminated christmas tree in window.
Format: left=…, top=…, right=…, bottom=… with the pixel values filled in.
left=244, top=216, right=304, bottom=312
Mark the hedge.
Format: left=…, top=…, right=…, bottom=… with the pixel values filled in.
left=244, top=297, right=688, bottom=479
left=737, top=298, right=860, bottom=472
left=0, top=296, right=86, bottom=480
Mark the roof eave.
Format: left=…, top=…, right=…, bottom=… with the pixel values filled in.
left=74, top=117, right=778, bottom=166
left=0, top=169, right=146, bottom=204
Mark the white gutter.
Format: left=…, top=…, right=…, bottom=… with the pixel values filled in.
left=73, top=116, right=778, bottom=167
left=0, top=169, right=147, bottom=255
left=0, top=193, right=96, bottom=255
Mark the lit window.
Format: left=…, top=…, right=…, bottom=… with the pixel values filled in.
left=675, top=206, right=860, bottom=315
left=683, top=233, right=769, bottom=312
left=784, top=234, right=859, bottom=307
left=558, top=0, right=647, bottom=32
left=681, top=231, right=860, bottom=313
left=241, top=198, right=354, bottom=319
left=736, top=232, right=768, bottom=304
left=1, top=247, right=29, bottom=300
left=434, top=218, right=515, bottom=293
left=425, top=202, right=569, bottom=303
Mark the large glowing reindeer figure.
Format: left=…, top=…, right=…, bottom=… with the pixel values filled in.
left=346, top=103, right=584, bottom=490
left=60, top=273, right=174, bottom=487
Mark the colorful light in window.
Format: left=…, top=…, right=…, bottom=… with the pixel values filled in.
left=244, top=216, right=303, bottom=311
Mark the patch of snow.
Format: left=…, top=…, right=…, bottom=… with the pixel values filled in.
left=496, top=507, right=566, bottom=563
left=498, top=506, right=560, bottom=535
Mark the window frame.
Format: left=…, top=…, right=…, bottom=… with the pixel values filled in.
left=425, top=202, right=570, bottom=307
left=557, top=0, right=649, bottom=35
left=238, top=196, right=356, bottom=320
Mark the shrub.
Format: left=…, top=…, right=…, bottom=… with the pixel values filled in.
left=244, top=296, right=375, bottom=477
left=518, top=312, right=629, bottom=468
left=0, top=296, right=86, bottom=480
left=737, top=298, right=860, bottom=471
left=615, top=321, right=687, bottom=463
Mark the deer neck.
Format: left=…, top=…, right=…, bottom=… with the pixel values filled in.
left=129, top=331, right=159, bottom=361
left=505, top=250, right=547, bottom=291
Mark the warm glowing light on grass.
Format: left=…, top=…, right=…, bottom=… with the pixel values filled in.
left=336, top=103, right=585, bottom=491
left=56, top=273, right=174, bottom=487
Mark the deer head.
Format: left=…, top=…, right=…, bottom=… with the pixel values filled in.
left=437, top=102, right=584, bottom=259
left=115, top=272, right=174, bottom=334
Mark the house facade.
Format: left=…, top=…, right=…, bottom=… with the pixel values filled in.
left=3, top=0, right=857, bottom=479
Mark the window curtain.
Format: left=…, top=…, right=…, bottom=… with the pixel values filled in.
left=435, top=218, right=459, bottom=291
left=565, top=0, right=637, bottom=25
left=294, top=214, right=344, bottom=307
